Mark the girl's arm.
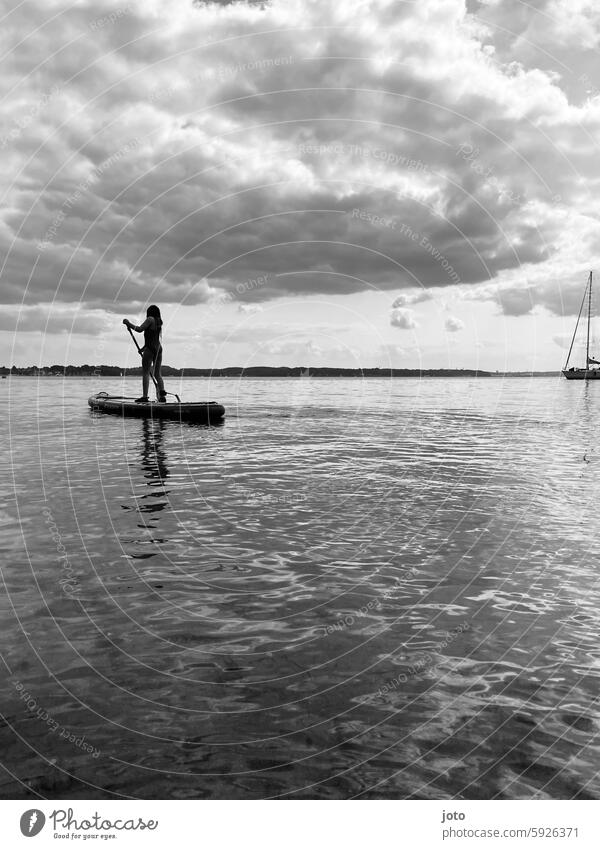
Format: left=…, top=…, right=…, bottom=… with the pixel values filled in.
left=123, top=317, right=153, bottom=332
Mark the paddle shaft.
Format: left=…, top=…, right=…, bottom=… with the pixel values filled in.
left=127, top=326, right=160, bottom=392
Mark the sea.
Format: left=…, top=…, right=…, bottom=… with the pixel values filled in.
left=1, top=375, right=599, bottom=799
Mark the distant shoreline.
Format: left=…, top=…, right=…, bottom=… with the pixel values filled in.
left=2, top=367, right=561, bottom=378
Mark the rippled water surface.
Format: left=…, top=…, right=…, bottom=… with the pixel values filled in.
left=1, top=375, right=600, bottom=799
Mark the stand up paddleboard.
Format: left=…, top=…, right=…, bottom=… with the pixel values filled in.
left=89, top=324, right=225, bottom=423
left=89, top=393, right=225, bottom=424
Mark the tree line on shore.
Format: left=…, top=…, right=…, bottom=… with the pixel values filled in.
left=1, top=364, right=492, bottom=377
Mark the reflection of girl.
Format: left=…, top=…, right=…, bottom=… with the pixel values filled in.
left=123, top=305, right=166, bottom=402
left=141, top=419, right=169, bottom=482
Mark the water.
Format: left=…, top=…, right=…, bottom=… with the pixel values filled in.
left=1, top=375, right=600, bottom=799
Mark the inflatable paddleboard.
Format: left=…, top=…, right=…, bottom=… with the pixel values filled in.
left=88, top=393, right=225, bottom=424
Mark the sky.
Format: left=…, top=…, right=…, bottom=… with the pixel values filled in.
left=2, top=0, right=600, bottom=370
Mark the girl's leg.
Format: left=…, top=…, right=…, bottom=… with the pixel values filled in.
left=154, top=347, right=165, bottom=395
left=141, top=348, right=154, bottom=398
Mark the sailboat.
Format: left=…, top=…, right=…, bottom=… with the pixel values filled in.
left=562, top=271, right=600, bottom=380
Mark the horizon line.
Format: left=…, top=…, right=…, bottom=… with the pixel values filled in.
left=1, top=365, right=562, bottom=375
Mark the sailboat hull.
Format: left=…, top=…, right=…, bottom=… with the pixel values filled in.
left=562, top=368, right=600, bottom=380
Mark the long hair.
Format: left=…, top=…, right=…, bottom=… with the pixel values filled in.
left=146, top=304, right=162, bottom=333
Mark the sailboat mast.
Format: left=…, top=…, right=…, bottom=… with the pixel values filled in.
left=586, top=271, right=593, bottom=369
left=564, top=274, right=589, bottom=370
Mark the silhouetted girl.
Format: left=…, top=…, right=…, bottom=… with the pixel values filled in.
left=123, top=305, right=166, bottom=402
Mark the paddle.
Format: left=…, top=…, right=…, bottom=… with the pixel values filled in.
left=125, top=324, right=180, bottom=402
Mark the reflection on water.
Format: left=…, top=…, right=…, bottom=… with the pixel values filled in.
left=140, top=418, right=170, bottom=484
left=121, top=419, right=171, bottom=553
left=1, top=376, right=600, bottom=799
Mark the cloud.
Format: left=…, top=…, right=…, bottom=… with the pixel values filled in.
left=552, top=333, right=571, bottom=349
left=1, top=0, right=599, bottom=324
left=391, top=308, right=419, bottom=330
left=444, top=315, right=465, bottom=332
left=238, top=303, right=263, bottom=314
left=392, top=290, right=434, bottom=308
left=0, top=305, right=111, bottom=335
left=475, top=0, right=600, bottom=53
left=495, top=287, right=536, bottom=316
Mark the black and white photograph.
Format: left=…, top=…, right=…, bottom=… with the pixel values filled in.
left=1, top=0, right=600, bottom=839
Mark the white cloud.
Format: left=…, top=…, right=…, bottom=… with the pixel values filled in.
left=391, top=308, right=419, bottom=330
left=444, top=315, right=465, bottom=332
left=552, top=333, right=571, bottom=349
left=392, top=290, right=434, bottom=308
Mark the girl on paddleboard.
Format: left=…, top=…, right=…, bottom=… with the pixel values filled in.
left=123, top=305, right=166, bottom=402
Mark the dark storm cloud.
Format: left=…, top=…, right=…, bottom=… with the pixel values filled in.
left=496, top=276, right=591, bottom=316
left=461, top=271, right=592, bottom=317
left=2, top=0, right=599, bottom=314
